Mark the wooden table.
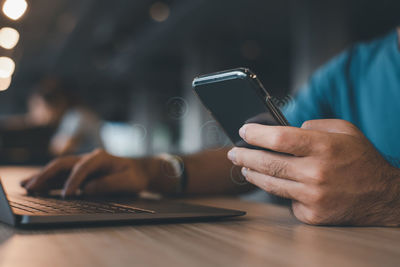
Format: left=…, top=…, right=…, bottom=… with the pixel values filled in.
left=0, top=167, right=399, bottom=267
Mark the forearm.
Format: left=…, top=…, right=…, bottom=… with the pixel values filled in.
left=183, top=148, right=255, bottom=195
left=144, top=148, right=255, bottom=196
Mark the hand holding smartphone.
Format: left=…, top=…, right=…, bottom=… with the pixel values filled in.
left=192, top=68, right=289, bottom=149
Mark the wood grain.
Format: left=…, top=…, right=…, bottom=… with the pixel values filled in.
left=0, top=167, right=399, bottom=267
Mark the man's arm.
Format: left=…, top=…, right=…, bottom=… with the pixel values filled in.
left=282, top=47, right=354, bottom=127
left=23, top=147, right=254, bottom=197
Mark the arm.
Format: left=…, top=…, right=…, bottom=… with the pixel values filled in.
left=146, top=148, right=254, bottom=195
left=23, top=148, right=254, bottom=197
left=283, top=49, right=352, bottom=127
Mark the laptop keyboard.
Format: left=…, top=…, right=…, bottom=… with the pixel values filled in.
left=9, top=195, right=155, bottom=215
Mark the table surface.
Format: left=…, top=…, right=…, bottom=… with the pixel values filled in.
left=0, top=167, right=399, bottom=267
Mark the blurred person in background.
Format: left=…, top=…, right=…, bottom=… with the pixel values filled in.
left=23, top=28, right=400, bottom=226
left=2, top=77, right=103, bottom=156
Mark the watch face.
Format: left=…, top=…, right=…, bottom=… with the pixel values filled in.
left=159, top=154, right=184, bottom=178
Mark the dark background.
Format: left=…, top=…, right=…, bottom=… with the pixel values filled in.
left=1, top=0, right=399, bottom=156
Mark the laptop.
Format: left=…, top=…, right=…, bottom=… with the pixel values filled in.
left=0, top=178, right=245, bottom=227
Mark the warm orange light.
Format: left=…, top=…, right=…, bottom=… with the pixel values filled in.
left=0, top=57, right=15, bottom=78
left=0, top=76, right=12, bottom=91
left=2, top=0, right=28, bottom=21
left=0, top=27, right=20, bottom=49
left=149, top=2, right=170, bottom=22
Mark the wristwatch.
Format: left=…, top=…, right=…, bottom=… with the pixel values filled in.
left=156, top=153, right=188, bottom=194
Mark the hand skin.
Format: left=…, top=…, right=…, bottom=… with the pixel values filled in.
left=22, top=148, right=253, bottom=198
left=22, top=150, right=152, bottom=197
left=228, top=119, right=400, bottom=226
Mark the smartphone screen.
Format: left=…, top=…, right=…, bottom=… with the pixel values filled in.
left=193, top=68, right=288, bottom=148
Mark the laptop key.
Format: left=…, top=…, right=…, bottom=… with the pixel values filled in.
left=9, top=195, right=154, bottom=215
left=9, top=201, right=49, bottom=213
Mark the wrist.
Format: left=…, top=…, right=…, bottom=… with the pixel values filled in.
left=138, top=156, right=182, bottom=195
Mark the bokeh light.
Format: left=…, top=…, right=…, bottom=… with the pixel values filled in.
left=0, top=57, right=15, bottom=78
left=149, top=2, right=170, bottom=22
left=0, top=76, right=12, bottom=91
left=2, top=0, right=28, bottom=21
left=0, top=27, right=20, bottom=49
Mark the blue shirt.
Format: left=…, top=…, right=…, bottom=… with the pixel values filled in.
left=283, top=29, right=400, bottom=166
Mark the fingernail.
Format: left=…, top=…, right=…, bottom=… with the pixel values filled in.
left=227, top=149, right=237, bottom=164
left=241, top=167, right=248, bottom=178
left=239, top=125, right=247, bottom=139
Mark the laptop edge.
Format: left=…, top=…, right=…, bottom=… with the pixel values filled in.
left=0, top=178, right=245, bottom=227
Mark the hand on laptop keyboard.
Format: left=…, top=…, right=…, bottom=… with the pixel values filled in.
left=21, top=149, right=163, bottom=198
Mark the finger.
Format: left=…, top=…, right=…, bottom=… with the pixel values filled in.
left=25, top=156, right=80, bottom=192
left=301, top=119, right=360, bottom=136
left=20, top=176, right=34, bottom=187
left=25, top=171, right=72, bottom=194
left=239, top=124, right=327, bottom=156
left=242, top=167, right=306, bottom=202
left=83, top=171, right=136, bottom=196
left=229, top=147, right=305, bottom=182
left=62, top=150, right=111, bottom=197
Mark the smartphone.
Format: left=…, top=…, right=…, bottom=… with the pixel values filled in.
left=192, top=67, right=289, bottom=148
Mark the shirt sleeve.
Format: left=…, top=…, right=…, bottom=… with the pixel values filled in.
left=282, top=49, right=352, bottom=127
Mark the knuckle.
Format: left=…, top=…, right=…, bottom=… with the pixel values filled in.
left=316, top=139, right=338, bottom=155
left=297, top=134, right=311, bottom=154
left=261, top=178, right=290, bottom=198
left=270, top=131, right=287, bottom=149
left=309, top=167, right=328, bottom=185
left=261, top=158, right=287, bottom=177
left=301, top=120, right=313, bottom=129
left=337, top=119, right=353, bottom=127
